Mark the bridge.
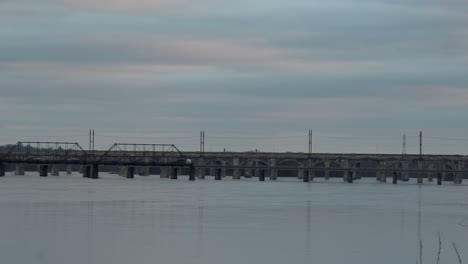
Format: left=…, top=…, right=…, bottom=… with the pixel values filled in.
left=1, top=141, right=467, bottom=184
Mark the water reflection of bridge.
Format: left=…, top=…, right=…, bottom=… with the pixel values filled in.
left=1, top=141, right=466, bottom=184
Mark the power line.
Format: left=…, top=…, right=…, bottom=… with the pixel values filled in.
left=424, top=136, right=468, bottom=142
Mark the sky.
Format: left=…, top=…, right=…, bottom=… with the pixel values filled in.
left=1, top=0, right=468, bottom=154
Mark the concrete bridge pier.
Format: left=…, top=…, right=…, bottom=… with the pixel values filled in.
left=189, top=166, right=195, bottom=181
left=83, top=165, right=92, bottom=178
left=0, top=163, right=5, bottom=177
left=401, top=162, right=409, bottom=181
left=51, top=166, right=59, bottom=176
left=139, top=167, right=150, bottom=176
left=126, top=166, right=135, bottom=179
left=118, top=166, right=126, bottom=177
left=233, top=168, right=241, bottom=180
left=197, top=168, right=205, bottom=179
left=233, top=158, right=240, bottom=179
left=437, top=173, right=442, bottom=185
left=428, top=172, right=434, bottom=182
left=324, top=161, right=331, bottom=180
left=454, top=161, right=464, bottom=184
left=417, top=160, right=424, bottom=184
left=91, top=164, right=99, bottom=179
left=392, top=172, right=398, bottom=184
left=215, top=168, right=222, bottom=180
left=67, top=165, right=72, bottom=175
left=297, top=168, right=304, bottom=180
left=341, top=160, right=349, bottom=182
left=15, top=164, right=25, bottom=175
left=269, top=158, right=277, bottom=180
left=255, top=168, right=260, bottom=179
left=303, top=170, right=309, bottom=182
left=171, top=168, right=178, bottom=180
left=160, top=167, right=169, bottom=178
left=381, top=172, right=387, bottom=183
left=39, top=165, right=49, bottom=177
left=347, top=171, right=353, bottom=183
left=259, top=170, right=265, bottom=181
left=221, top=165, right=227, bottom=178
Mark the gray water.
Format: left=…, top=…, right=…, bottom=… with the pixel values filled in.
left=0, top=173, right=467, bottom=264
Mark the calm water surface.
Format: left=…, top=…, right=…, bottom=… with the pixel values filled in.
left=0, top=173, right=467, bottom=264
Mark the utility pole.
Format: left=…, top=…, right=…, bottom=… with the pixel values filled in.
left=308, top=130, right=313, bottom=154
left=200, top=131, right=205, bottom=156
left=402, top=133, right=407, bottom=155
left=89, top=129, right=95, bottom=154
left=419, top=131, right=422, bottom=158
left=89, top=129, right=92, bottom=152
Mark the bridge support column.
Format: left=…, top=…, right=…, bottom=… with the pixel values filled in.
left=91, top=164, right=99, bottom=179
left=255, top=168, right=260, bottom=179
left=197, top=168, right=205, bottom=179
left=215, top=168, right=222, bottom=180
left=139, top=167, right=150, bottom=176
left=269, top=158, right=277, bottom=180
left=51, top=166, right=59, bottom=176
left=298, top=168, right=304, bottom=180
left=118, top=167, right=125, bottom=177
left=67, top=165, right=72, bottom=175
left=233, top=158, right=240, bottom=180
left=417, top=160, right=424, bottom=184
left=259, top=169, right=265, bottom=181
left=233, top=168, right=240, bottom=180
left=303, top=170, right=309, bottom=182
left=15, top=164, right=25, bottom=176
left=126, top=167, right=135, bottom=179
left=196, top=159, right=205, bottom=179
left=244, top=168, right=252, bottom=178
left=0, top=163, right=5, bottom=177
left=83, top=165, right=91, bottom=178
left=189, top=166, right=195, bottom=181
left=160, top=167, right=169, bottom=178
left=347, top=171, right=353, bottom=183
left=428, top=172, right=434, bottom=182
left=454, top=161, right=464, bottom=184
left=40, top=165, right=49, bottom=177
left=171, top=168, right=178, bottom=180
left=437, top=173, right=442, bottom=185
left=342, top=160, right=349, bottom=182
left=324, top=161, right=330, bottom=180
left=221, top=163, right=227, bottom=178
left=377, top=161, right=386, bottom=182
left=309, top=169, right=315, bottom=181
left=399, top=162, right=409, bottom=181
left=393, top=172, right=398, bottom=184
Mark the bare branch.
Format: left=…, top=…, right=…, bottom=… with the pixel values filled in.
left=452, top=241, right=462, bottom=264
left=436, top=232, right=442, bottom=264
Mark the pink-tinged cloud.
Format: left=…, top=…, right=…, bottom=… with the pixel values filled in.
left=421, top=86, right=468, bottom=104
left=51, top=0, right=199, bottom=11
left=256, top=97, right=390, bottom=121
left=0, top=62, right=215, bottom=80
left=91, top=34, right=379, bottom=72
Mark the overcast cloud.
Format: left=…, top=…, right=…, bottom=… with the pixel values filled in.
left=1, top=0, right=468, bottom=154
